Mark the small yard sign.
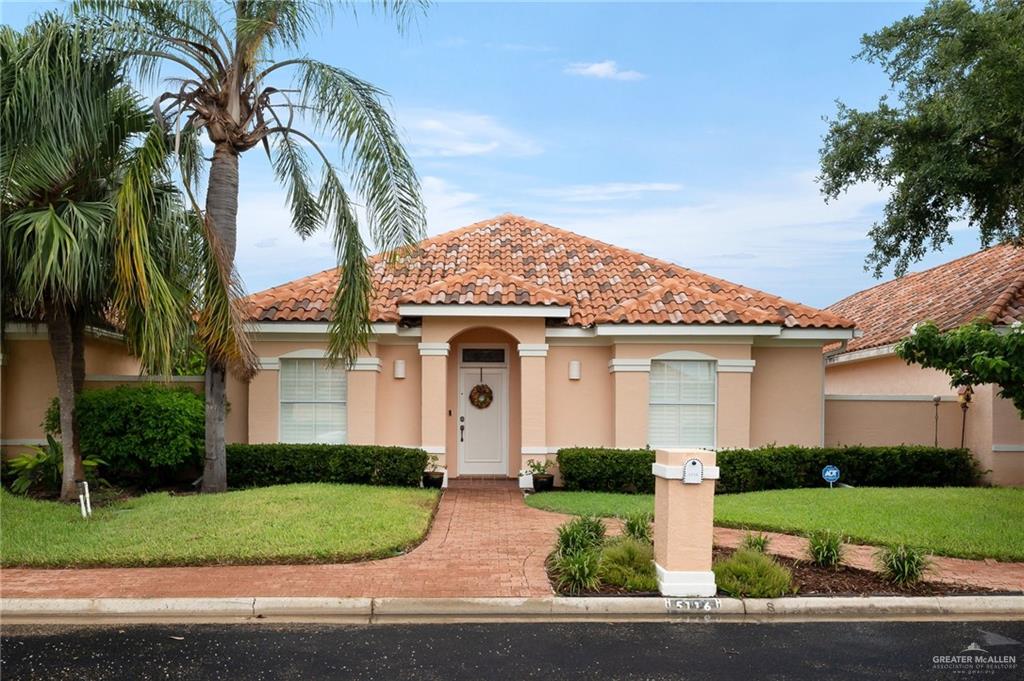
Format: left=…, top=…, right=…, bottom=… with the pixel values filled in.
left=822, top=465, right=841, bottom=488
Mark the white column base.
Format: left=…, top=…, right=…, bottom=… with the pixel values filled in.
left=655, top=564, right=717, bottom=597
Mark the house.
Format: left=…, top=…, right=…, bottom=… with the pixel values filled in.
left=824, top=244, right=1024, bottom=486
left=234, top=214, right=856, bottom=478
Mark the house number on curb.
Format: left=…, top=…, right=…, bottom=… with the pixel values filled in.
left=664, top=598, right=722, bottom=612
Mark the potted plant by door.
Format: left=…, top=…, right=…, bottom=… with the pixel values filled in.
left=527, top=459, right=554, bottom=492
left=422, top=455, right=445, bottom=489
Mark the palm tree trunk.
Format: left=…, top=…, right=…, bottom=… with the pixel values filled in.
left=201, top=142, right=240, bottom=494
left=45, top=302, right=85, bottom=501
left=71, top=308, right=86, bottom=394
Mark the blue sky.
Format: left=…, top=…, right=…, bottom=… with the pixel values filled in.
left=3, top=1, right=984, bottom=308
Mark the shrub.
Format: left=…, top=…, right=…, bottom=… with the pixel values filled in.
left=716, top=445, right=979, bottom=493
left=45, top=385, right=203, bottom=486
left=226, top=444, right=428, bottom=488
left=554, top=549, right=601, bottom=595
left=807, top=530, right=845, bottom=568
left=6, top=435, right=105, bottom=495
left=876, top=544, right=930, bottom=585
left=557, top=448, right=656, bottom=493
left=598, top=538, right=657, bottom=592
left=741, top=532, right=771, bottom=554
left=623, top=511, right=653, bottom=544
left=555, top=515, right=606, bottom=557
left=556, top=445, right=979, bottom=495
left=713, top=549, right=794, bottom=598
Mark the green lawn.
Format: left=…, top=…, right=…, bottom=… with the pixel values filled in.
left=526, top=487, right=1024, bottom=561
left=0, top=483, right=440, bottom=568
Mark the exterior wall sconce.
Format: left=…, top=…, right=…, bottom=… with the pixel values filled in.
left=394, top=359, right=406, bottom=379
left=568, top=360, right=582, bottom=381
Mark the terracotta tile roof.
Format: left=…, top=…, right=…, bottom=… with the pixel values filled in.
left=245, top=214, right=853, bottom=329
left=397, top=265, right=575, bottom=307
left=826, top=243, right=1024, bottom=354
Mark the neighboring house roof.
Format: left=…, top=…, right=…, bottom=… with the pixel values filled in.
left=826, top=243, right=1024, bottom=354
left=245, top=214, right=854, bottom=329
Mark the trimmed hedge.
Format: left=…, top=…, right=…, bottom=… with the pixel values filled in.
left=45, top=385, right=204, bottom=486
left=557, top=445, right=980, bottom=494
left=226, top=444, right=428, bottom=488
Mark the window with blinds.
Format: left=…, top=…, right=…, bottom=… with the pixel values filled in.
left=279, top=358, right=347, bottom=444
left=648, top=360, right=716, bottom=449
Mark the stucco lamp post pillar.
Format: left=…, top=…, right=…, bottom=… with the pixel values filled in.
left=652, top=448, right=720, bottom=597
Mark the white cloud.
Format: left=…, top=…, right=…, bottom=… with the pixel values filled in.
left=538, top=171, right=890, bottom=306
left=400, top=109, right=542, bottom=158
left=421, top=175, right=492, bottom=232
left=534, top=182, right=683, bottom=202
left=564, top=60, right=646, bottom=81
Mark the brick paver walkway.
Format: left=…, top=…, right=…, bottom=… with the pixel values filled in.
left=714, top=527, right=1024, bottom=592
left=0, top=480, right=563, bottom=599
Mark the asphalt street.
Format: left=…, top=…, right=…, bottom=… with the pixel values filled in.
left=2, top=620, right=1022, bottom=680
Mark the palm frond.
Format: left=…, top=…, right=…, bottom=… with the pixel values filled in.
left=297, top=59, right=425, bottom=257
left=272, top=134, right=323, bottom=238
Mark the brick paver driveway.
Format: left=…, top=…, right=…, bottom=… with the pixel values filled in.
left=0, top=480, right=564, bottom=599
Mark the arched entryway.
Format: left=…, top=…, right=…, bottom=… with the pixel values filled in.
left=446, top=327, right=522, bottom=477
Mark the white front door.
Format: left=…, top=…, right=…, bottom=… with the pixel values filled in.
left=458, top=367, right=508, bottom=475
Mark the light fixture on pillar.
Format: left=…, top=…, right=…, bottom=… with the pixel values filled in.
left=568, top=360, right=582, bottom=381
left=394, top=359, right=406, bottom=379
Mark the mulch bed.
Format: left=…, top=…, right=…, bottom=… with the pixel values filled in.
left=712, top=547, right=993, bottom=597
left=549, top=546, right=997, bottom=597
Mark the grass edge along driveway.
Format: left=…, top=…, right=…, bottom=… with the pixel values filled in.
left=525, top=487, right=1024, bottom=562
left=1, top=483, right=440, bottom=568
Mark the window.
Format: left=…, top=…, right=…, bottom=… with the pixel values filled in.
left=461, top=348, right=505, bottom=364
left=279, top=358, right=347, bottom=443
left=648, top=360, right=716, bottom=449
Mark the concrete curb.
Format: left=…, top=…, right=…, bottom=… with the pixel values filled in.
left=2, top=595, right=1022, bottom=624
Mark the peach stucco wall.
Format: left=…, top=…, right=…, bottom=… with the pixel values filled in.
left=375, top=344, right=422, bottom=447
left=825, top=399, right=963, bottom=448
left=545, top=345, right=614, bottom=448
left=750, top=346, right=825, bottom=447
left=1, top=336, right=142, bottom=453
left=825, top=355, right=1024, bottom=486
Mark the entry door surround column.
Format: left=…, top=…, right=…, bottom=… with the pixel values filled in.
left=418, top=342, right=449, bottom=456
left=518, top=343, right=548, bottom=465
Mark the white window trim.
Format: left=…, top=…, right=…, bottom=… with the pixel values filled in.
left=458, top=343, right=509, bottom=368
left=278, top=357, right=348, bottom=444
left=647, top=359, right=718, bottom=450
left=260, top=350, right=381, bottom=372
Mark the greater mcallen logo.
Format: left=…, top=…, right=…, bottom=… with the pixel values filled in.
left=932, top=631, right=1020, bottom=675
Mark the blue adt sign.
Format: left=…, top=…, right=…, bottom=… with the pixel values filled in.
left=822, top=465, right=841, bottom=487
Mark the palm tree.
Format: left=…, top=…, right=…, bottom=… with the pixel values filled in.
left=75, top=1, right=428, bottom=492
left=1, top=14, right=195, bottom=500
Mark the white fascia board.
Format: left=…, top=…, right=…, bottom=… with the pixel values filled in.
left=545, top=327, right=595, bottom=338
left=776, top=328, right=858, bottom=341
left=825, top=343, right=897, bottom=366
left=594, top=324, right=782, bottom=337
left=247, top=322, right=419, bottom=338
left=397, top=304, right=571, bottom=318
